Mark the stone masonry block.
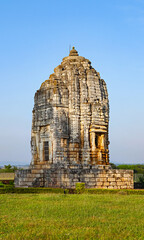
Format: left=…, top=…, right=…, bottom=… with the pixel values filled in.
left=108, top=178, right=115, bottom=182
left=103, top=182, right=110, bottom=186
left=96, top=182, right=103, bottom=186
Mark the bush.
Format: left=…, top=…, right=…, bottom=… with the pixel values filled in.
left=135, top=175, right=144, bottom=189
left=1, top=187, right=144, bottom=195
left=4, top=184, right=15, bottom=189
left=87, top=188, right=144, bottom=195
left=110, top=163, right=117, bottom=169
left=75, top=182, right=85, bottom=194
left=138, top=175, right=144, bottom=184
left=63, top=189, right=69, bottom=194
left=9, top=180, right=14, bottom=185
left=0, top=187, right=64, bottom=194
left=3, top=185, right=15, bottom=193
left=0, top=181, right=4, bottom=188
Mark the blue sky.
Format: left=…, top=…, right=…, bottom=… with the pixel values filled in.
left=0, top=0, right=144, bottom=165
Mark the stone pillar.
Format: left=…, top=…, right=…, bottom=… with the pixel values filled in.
left=98, top=134, right=105, bottom=150
left=90, top=131, right=96, bottom=151
left=97, top=150, right=102, bottom=161
left=101, top=134, right=105, bottom=149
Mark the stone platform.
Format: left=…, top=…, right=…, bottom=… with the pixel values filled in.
left=15, top=164, right=133, bottom=189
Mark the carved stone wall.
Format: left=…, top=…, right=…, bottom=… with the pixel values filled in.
left=31, top=47, right=109, bottom=166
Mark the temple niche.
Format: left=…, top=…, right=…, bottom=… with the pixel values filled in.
left=31, top=47, right=109, bottom=166
left=15, top=48, right=133, bottom=189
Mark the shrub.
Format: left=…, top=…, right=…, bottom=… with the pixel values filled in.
left=4, top=185, right=15, bottom=190
left=75, top=182, right=85, bottom=194
left=138, top=175, right=144, bottom=184
left=1, top=187, right=144, bottom=195
left=63, top=189, right=69, bottom=194
left=87, top=188, right=144, bottom=195
left=110, top=163, right=117, bottom=169
left=0, top=181, right=4, bottom=188
left=0, top=187, right=64, bottom=194
left=136, top=175, right=144, bottom=189
left=9, top=180, right=14, bottom=185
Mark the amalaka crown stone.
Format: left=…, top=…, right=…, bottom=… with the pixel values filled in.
left=69, top=46, right=79, bottom=56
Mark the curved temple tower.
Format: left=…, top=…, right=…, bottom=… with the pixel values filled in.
left=31, top=47, right=109, bottom=166
left=15, top=48, right=133, bottom=189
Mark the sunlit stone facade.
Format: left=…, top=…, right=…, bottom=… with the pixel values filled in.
left=15, top=48, right=133, bottom=189
left=31, top=47, right=109, bottom=166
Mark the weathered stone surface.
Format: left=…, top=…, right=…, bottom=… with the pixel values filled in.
left=30, top=47, right=109, bottom=165
left=14, top=47, right=134, bottom=189
left=15, top=163, right=134, bottom=189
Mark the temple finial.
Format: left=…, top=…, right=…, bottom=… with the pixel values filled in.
left=69, top=46, right=79, bottom=56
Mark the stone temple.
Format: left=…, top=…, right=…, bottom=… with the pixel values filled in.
left=15, top=47, right=133, bottom=189
left=32, top=47, right=109, bottom=166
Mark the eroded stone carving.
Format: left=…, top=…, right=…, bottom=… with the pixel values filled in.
left=31, top=47, right=109, bottom=166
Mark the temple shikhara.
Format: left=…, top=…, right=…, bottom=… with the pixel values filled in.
left=31, top=47, right=109, bottom=166
left=15, top=48, right=133, bottom=189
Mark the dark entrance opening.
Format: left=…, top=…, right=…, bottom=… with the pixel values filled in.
left=44, top=141, right=49, bottom=161
left=95, top=135, right=98, bottom=148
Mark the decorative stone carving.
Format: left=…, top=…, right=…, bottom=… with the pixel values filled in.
left=31, top=47, right=109, bottom=166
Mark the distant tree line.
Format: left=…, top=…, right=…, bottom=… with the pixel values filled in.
left=110, top=163, right=144, bottom=174
left=0, top=164, right=18, bottom=173
left=1, top=163, right=144, bottom=174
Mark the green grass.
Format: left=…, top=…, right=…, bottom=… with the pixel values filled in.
left=0, top=194, right=144, bottom=240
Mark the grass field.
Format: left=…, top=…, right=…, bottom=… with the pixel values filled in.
left=0, top=193, right=144, bottom=240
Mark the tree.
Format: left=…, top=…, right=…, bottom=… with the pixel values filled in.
left=4, top=164, right=12, bottom=170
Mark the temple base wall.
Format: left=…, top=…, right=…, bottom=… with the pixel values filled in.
left=15, top=164, right=133, bottom=189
